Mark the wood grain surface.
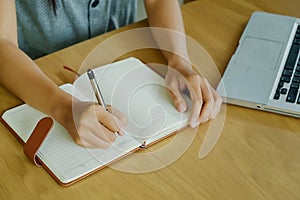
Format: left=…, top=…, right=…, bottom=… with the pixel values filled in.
left=0, top=0, right=299, bottom=199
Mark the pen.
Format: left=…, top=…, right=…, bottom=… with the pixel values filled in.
left=87, top=69, right=124, bottom=136
left=87, top=69, right=108, bottom=111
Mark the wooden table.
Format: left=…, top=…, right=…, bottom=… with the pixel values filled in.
left=1, top=0, right=300, bottom=199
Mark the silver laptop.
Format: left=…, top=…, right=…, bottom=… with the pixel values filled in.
left=217, top=11, right=300, bottom=118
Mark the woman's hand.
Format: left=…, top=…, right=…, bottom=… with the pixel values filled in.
left=57, top=97, right=127, bottom=149
left=165, top=57, right=222, bottom=128
left=144, top=0, right=222, bottom=126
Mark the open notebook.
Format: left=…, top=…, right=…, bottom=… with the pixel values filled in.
left=1, top=57, right=191, bottom=186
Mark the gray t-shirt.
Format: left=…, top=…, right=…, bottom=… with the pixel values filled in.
left=16, top=0, right=136, bottom=59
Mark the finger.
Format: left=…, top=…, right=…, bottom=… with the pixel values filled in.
left=106, top=105, right=127, bottom=127
left=198, top=79, right=215, bottom=123
left=208, top=84, right=223, bottom=119
left=80, top=133, right=111, bottom=149
left=84, top=124, right=116, bottom=145
left=73, top=127, right=112, bottom=149
left=93, top=124, right=117, bottom=143
left=166, top=75, right=187, bottom=112
left=106, top=106, right=127, bottom=136
left=178, top=77, right=186, bottom=91
left=189, top=99, right=201, bottom=128
left=185, top=74, right=202, bottom=127
left=95, top=106, right=125, bottom=134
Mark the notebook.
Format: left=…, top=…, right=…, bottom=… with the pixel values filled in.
left=217, top=11, right=300, bottom=118
left=1, top=57, right=192, bottom=186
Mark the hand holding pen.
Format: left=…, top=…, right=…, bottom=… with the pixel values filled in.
left=67, top=97, right=126, bottom=148
left=59, top=67, right=127, bottom=149
left=87, top=69, right=126, bottom=136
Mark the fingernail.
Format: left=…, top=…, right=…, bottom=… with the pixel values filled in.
left=190, top=120, right=199, bottom=128
left=202, top=117, right=209, bottom=123
left=117, top=131, right=124, bottom=136
left=119, top=128, right=126, bottom=136
left=179, top=103, right=186, bottom=112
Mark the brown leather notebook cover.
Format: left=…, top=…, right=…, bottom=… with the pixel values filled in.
left=0, top=116, right=144, bottom=186
left=1, top=114, right=188, bottom=186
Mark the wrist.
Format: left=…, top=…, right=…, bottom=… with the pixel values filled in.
left=51, top=91, right=73, bottom=127
left=167, top=54, right=195, bottom=76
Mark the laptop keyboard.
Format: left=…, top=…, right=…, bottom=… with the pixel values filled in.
left=274, top=25, right=300, bottom=104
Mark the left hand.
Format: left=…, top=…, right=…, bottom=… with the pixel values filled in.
left=165, top=57, right=222, bottom=128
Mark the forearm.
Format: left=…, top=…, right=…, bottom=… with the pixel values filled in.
left=0, top=0, right=18, bottom=46
left=0, top=39, right=71, bottom=121
left=144, top=0, right=189, bottom=66
left=0, top=39, right=127, bottom=148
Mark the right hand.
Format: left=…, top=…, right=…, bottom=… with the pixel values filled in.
left=58, top=98, right=127, bottom=149
left=165, top=56, right=222, bottom=127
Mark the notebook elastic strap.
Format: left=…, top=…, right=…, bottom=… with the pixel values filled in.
left=23, top=117, right=54, bottom=167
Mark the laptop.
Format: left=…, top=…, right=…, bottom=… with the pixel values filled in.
left=217, top=11, right=300, bottom=118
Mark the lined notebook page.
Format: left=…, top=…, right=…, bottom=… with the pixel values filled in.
left=2, top=57, right=191, bottom=184
left=2, top=84, right=140, bottom=184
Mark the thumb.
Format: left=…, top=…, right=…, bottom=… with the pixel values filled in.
left=166, top=77, right=187, bottom=113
